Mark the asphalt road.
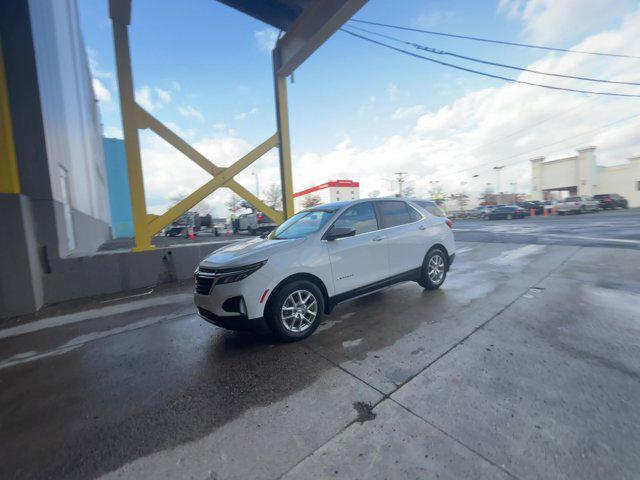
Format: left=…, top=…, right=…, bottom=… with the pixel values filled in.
left=2, top=232, right=640, bottom=478
left=454, top=208, right=640, bottom=249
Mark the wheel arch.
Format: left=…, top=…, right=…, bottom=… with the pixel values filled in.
left=426, top=243, right=451, bottom=270
left=265, top=272, right=332, bottom=315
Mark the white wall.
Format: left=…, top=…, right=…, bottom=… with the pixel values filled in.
left=28, top=0, right=110, bottom=225
left=597, top=158, right=640, bottom=207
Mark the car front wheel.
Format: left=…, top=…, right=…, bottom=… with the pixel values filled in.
left=419, top=248, right=448, bottom=290
left=265, top=280, right=324, bottom=341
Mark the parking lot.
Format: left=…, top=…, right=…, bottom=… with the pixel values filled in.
left=1, top=210, right=639, bottom=479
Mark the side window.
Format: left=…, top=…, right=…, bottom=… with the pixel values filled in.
left=413, top=200, right=445, bottom=217
left=378, top=201, right=413, bottom=228
left=408, top=205, right=423, bottom=222
left=333, top=202, right=378, bottom=235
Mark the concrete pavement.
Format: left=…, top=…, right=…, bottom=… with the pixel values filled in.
left=1, top=240, right=639, bottom=479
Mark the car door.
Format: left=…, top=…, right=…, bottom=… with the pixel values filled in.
left=325, top=202, right=389, bottom=295
left=375, top=200, right=430, bottom=276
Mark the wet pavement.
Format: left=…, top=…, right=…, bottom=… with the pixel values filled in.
left=454, top=208, right=640, bottom=249
left=1, top=238, right=640, bottom=479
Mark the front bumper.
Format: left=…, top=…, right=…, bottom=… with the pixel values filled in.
left=194, top=266, right=272, bottom=320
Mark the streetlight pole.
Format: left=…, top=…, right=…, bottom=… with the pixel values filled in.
left=394, top=172, right=407, bottom=197
left=493, top=166, right=504, bottom=204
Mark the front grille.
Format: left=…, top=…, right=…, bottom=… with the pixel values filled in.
left=195, top=275, right=215, bottom=295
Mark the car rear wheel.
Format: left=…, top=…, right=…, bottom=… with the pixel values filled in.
left=419, top=248, right=448, bottom=290
left=265, top=280, right=324, bottom=341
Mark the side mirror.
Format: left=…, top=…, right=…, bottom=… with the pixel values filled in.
left=324, top=226, right=356, bottom=241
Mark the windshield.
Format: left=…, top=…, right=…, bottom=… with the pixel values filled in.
left=270, top=209, right=335, bottom=239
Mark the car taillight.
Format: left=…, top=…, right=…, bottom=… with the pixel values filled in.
left=257, top=213, right=263, bottom=221
left=445, top=219, right=453, bottom=229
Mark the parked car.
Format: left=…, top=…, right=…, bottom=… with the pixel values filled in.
left=164, top=225, right=186, bottom=237
left=518, top=201, right=544, bottom=215
left=593, top=193, right=628, bottom=209
left=556, top=196, right=600, bottom=215
left=487, top=205, right=527, bottom=220
left=234, top=212, right=278, bottom=236
left=194, top=198, right=455, bottom=340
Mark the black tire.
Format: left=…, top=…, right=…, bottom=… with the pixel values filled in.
left=418, top=247, right=448, bottom=290
left=265, top=280, right=324, bottom=341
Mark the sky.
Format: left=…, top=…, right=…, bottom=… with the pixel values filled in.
left=79, top=0, right=640, bottom=216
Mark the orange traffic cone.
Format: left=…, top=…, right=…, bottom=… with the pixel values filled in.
left=188, top=226, right=195, bottom=240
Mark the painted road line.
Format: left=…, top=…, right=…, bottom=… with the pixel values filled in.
left=0, top=293, right=193, bottom=340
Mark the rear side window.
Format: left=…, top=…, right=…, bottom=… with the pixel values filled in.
left=413, top=200, right=445, bottom=217
left=377, top=201, right=413, bottom=228
left=566, top=196, right=580, bottom=202
left=333, top=202, right=378, bottom=235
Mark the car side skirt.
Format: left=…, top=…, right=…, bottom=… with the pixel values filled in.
left=327, top=268, right=422, bottom=312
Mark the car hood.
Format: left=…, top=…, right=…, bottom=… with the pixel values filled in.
left=200, top=237, right=306, bottom=268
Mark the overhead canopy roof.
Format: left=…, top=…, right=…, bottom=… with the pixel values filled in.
left=215, top=0, right=368, bottom=76
left=215, top=0, right=312, bottom=31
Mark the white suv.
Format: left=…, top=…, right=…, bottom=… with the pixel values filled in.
left=194, top=198, right=455, bottom=340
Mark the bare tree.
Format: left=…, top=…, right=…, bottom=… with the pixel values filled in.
left=302, top=194, right=322, bottom=209
left=429, top=184, right=445, bottom=204
left=449, top=192, right=470, bottom=210
left=225, top=194, right=243, bottom=215
left=402, top=184, right=415, bottom=198
left=263, top=183, right=282, bottom=209
left=368, top=189, right=380, bottom=198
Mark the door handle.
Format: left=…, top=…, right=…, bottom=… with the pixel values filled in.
left=419, top=225, right=427, bottom=230
left=372, top=236, right=384, bottom=242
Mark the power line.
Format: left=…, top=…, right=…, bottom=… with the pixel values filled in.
left=347, top=25, right=640, bottom=86
left=430, top=112, right=640, bottom=180
left=340, top=29, right=640, bottom=98
left=349, top=19, right=640, bottom=60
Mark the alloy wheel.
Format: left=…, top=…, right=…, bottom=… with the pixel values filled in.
left=428, top=253, right=445, bottom=284
left=281, top=290, right=318, bottom=333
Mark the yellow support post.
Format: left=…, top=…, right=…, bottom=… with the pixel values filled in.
left=109, top=0, right=153, bottom=251
left=108, top=0, right=289, bottom=251
left=273, top=52, right=295, bottom=218
left=0, top=38, right=20, bottom=194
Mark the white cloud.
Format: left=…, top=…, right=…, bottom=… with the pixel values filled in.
left=234, top=107, right=258, bottom=121
left=135, top=85, right=155, bottom=111
left=212, top=123, right=227, bottom=130
left=86, top=47, right=113, bottom=80
left=171, top=81, right=181, bottom=92
left=178, top=105, right=205, bottom=121
left=386, top=83, right=399, bottom=100
left=254, top=28, right=279, bottom=52
left=499, top=0, right=634, bottom=43
left=392, top=105, right=427, bottom=120
left=103, top=126, right=123, bottom=139
left=92, top=78, right=111, bottom=102
left=155, top=87, right=172, bottom=104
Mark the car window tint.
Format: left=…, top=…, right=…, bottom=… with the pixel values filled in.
left=407, top=205, right=423, bottom=222
left=378, top=201, right=413, bottom=228
left=333, top=202, right=378, bottom=235
left=412, top=200, right=445, bottom=217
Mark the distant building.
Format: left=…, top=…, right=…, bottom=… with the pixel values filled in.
left=530, top=147, right=640, bottom=207
left=293, top=179, right=359, bottom=212
left=103, top=138, right=134, bottom=238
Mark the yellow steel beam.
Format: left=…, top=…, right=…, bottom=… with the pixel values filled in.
left=110, top=0, right=153, bottom=251
left=273, top=56, right=294, bottom=218
left=137, top=106, right=284, bottom=224
left=147, top=133, right=279, bottom=234
left=109, top=0, right=287, bottom=250
left=0, top=38, right=20, bottom=194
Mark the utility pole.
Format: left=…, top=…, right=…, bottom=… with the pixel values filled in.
left=394, top=172, right=408, bottom=197
left=493, top=166, right=504, bottom=204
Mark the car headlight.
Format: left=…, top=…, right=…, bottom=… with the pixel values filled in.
left=197, top=260, right=267, bottom=285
